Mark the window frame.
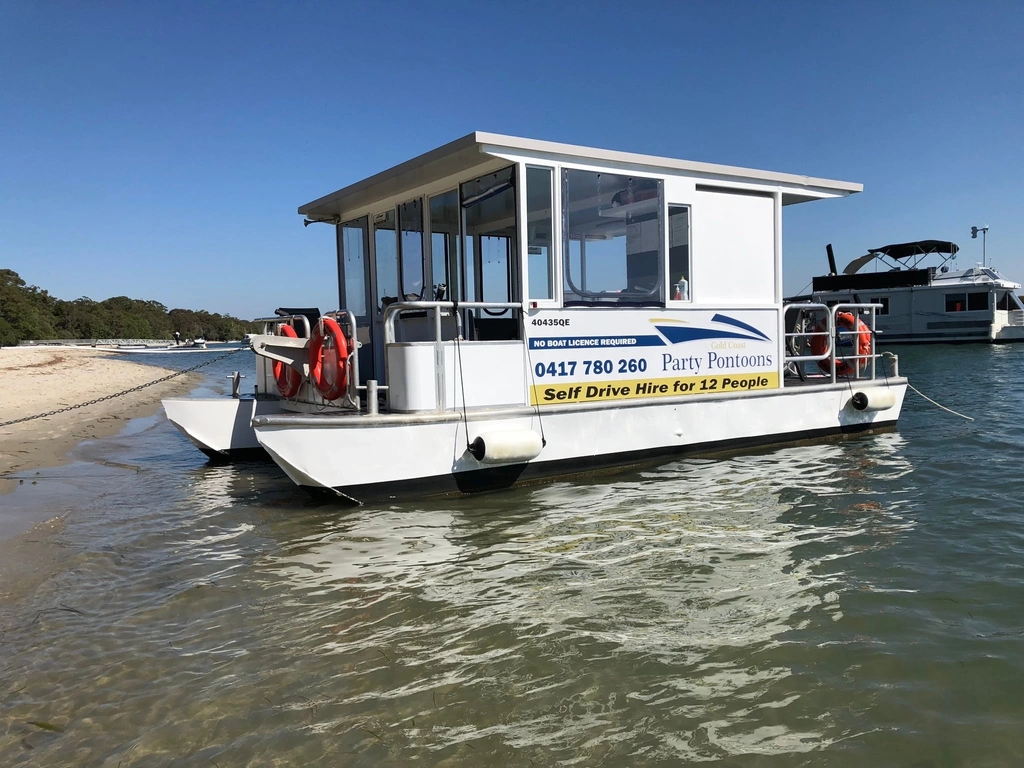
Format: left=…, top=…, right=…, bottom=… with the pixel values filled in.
left=371, top=208, right=399, bottom=312
left=665, top=203, right=692, bottom=305
left=967, top=291, right=989, bottom=312
left=460, top=165, right=519, bottom=305
left=397, top=196, right=426, bottom=301
left=521, top=163, right=560, bottom=309
left=337, top=216, right=370, bottom=320
left=945, top=293, right=967, bottom=313
left=560, top=166, right=665, bottom=306
left=427, top=188, right=460, bottom=302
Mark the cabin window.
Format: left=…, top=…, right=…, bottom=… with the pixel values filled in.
left=996, top=292, right=1024, bottom=311
left=461, top=167, right=520, bottom=340
left=947, top=292, right=988, bottom=312
left=562, top=169, right=663, bottom=305
left=527, top=166, right=555, bottom=301
left=869, top=297, right=889, bottom=315
left=373, top=209, right=398, bottom=309
left=429, top=190, right=459, bottom=301
left=339, top=218, right=368, bottom=318
left=668, top=205, right=690, bottom=301
left=461, top=167, right=517, bottom=304
left=398, top=198, right=425, bottom=300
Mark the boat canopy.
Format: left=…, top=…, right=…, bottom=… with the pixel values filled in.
left=869, top=240, right=959, bottom=259
left=299, top=132, right=864, bottom=222
left=843, top=240, right=959, bottom=275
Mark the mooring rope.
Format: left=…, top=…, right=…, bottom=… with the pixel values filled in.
left=906, top=382, right=975, bottom=422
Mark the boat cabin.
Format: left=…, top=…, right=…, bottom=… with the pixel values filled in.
left=289, top=132, right=866, bottom=412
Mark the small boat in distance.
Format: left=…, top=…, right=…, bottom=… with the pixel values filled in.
left=798, top=240, right=1024, bottom=343
left=100, top=338, right=223, bottom=354
left=164, top=132, right=908, bottom=502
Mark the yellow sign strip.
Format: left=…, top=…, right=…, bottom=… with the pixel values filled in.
left=530, top=373, right=779, bottom=406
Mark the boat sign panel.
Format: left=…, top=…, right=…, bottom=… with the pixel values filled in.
left=526, top=308, right=779, bottom=406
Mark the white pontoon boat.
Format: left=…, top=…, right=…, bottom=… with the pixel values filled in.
left=164, top=132, right=907, bottom=502
left=799, top=240, right=1024, bottom=343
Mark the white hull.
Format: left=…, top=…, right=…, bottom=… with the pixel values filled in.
left=163, top=397, right=285, bottom=457
left=252, top=380, right=907, bottom=502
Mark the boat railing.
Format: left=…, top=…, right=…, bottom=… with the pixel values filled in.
left=253, top=313, right=312, bottom=338
left=382, top=300, right=523, bottom=345
left=321, top=309, right=362, bottom=411
left=383, top=301, right=523, bottom=413
left=784, top=302, right=886, bottom=384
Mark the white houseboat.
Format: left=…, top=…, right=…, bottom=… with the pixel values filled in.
left=802, top=240, right=1024, bottom=343
left=164, top=133, right=907, bottom=502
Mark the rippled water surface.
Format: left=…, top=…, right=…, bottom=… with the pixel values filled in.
left=3, top=346, right=1024, bottom=765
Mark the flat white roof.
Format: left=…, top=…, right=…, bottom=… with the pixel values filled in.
left=299, top=131, right=863, bottom=220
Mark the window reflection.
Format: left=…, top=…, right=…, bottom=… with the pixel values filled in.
left=398, top=198, right=424, bottom=300
left=563, top=169, right=663, bottom=305
left=527, top=167, right=554, bottom=301
left=668, top=206, right=690, bottom=302
left=373, top=210, right=398, bottom=310
left=461, top=168, right=517, bottom=303
left=340, top=218, right=368, bottom=317
left=429, top=190, right=459, bottom=301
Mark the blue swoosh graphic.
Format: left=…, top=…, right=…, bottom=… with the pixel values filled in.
left=711, top=313, right=771, bottom=341
left=655, top=326, right=767, bottom=344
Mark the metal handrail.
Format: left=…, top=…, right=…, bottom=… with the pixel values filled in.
left=783, top=302, right=883, bottom=384
left=832, top=303, right=881, bottom=381
left=784, top=302, right=833, bottom=364
left=254, top=314, right=311, bottom=338
left=320, top=310, right=361, bottom=410
left=382, top=300, right=523, bottom=344
left=381, top=300, right=523, bottom=414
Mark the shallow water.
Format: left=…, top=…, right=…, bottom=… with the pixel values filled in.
left=2, top=346, right=1023, bottom=765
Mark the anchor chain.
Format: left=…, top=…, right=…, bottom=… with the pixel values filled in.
left=0, top=346, right=250, bottom=429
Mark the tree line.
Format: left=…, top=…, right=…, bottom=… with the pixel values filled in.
left=0, top=269, right=260, bottom=345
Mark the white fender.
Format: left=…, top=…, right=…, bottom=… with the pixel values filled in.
left=849, top=389, right=897, bottom=412
left=468, top=431, right=544, bottom=464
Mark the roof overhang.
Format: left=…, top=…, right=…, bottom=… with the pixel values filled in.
left=299, top=131, right=863, bottom=221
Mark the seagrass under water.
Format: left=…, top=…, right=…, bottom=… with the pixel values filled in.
left=1, top=345, right=1023, bottom=766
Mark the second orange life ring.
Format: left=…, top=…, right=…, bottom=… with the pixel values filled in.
left=810, top=311, right=872, bottom=376
left=273, top=323, right=303, bottom=398
left=309, top=317, right=349, bottom=401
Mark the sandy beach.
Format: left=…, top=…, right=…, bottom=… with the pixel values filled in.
left=0, top=346, right=200, bottom=489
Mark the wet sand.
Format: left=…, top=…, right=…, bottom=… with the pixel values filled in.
left=0, top=347, right=198, bottom=491
left=0, top=346, right=200, bottom=602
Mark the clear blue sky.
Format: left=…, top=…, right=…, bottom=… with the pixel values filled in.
left=2, top=0, right=1022, bottom=318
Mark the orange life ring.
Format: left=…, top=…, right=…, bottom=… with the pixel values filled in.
left=811, top=312, right=872, bottom=376
left=309, top=317, right=349, bottom=401
left=273, top=323, right=303, bottom=398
